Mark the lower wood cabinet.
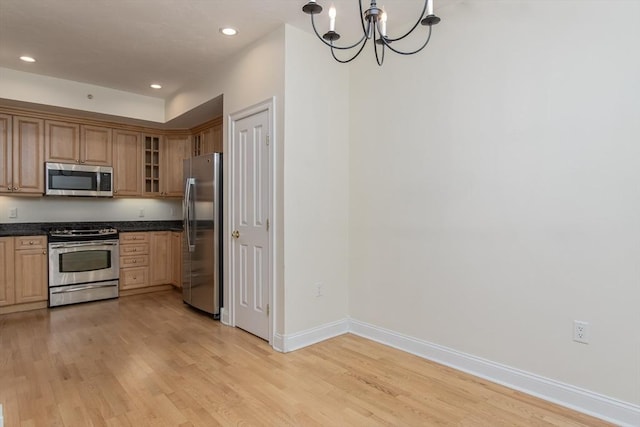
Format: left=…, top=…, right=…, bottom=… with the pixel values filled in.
left=119, top=231, right=183, bottom=292
left=149, top=231, right=171, bottom=286
left=119, top=232, right=150, bottom=290
left=171, top=231, right=183, bottom=288
left=0, top=237, right=15, bottom=306
left=0, top=235, right=48, bottom=311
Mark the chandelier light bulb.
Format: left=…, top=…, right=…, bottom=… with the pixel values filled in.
left=380, top=10, right=388, bottom=37
left=328, top=6, right=336, bottom=32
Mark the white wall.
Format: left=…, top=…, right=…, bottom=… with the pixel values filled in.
left=0, top=196, right=181, bottom=223
left=348, top=0, right=640, bottom=407
left=0, top=68, right=165, bottom=122
left=282, top=26, right=350, bottom=334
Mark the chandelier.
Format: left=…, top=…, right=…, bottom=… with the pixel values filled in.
left=301, top=0, right=441, bottom=66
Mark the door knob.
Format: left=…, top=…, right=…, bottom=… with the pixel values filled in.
left=232, top=230, right=240, bottom=239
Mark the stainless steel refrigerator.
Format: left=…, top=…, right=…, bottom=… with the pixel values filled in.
left=183, top=153, right=223, bottom=317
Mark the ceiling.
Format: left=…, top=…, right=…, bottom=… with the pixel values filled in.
left=0, top=0, right=449, bottom=126
left=0, top=0, right=313, bottom=99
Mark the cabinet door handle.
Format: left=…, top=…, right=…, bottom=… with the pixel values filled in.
left=13, top=186, right=19, bottom=191
left=29, top=241, right=34, bottom=245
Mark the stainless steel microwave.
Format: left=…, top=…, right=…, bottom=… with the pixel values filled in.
left=45, top=162, right=113, bottom=197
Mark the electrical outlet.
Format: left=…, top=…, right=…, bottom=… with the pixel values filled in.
left=138, top=208, right=145, bottom=218
left=315, top=283, right=323, bottom=298
left=8, top=208, right=17, bottom=218
left=170, top=208, right=175, bottom=217
left=573, top=320, right=589, bottom=344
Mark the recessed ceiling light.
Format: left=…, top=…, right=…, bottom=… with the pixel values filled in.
left=20, top=56, right=36, bottom=63
left=219, top=27, right=238, bottom=36
left=150, top=84, right=162, bottom=89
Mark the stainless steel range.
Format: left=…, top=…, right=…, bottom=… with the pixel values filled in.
left=46, top=226, right=120, bottom=307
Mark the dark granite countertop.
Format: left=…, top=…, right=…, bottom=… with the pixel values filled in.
left=0, top=221, right=183, bottom=237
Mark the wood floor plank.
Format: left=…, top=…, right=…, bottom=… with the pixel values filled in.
left=0, top=290, right=614, bottom=426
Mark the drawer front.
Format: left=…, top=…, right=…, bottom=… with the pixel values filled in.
left=120, top=244, right=149, bottom=256
left=120, top=267, right=149, bottom=289
left=120, top=254, right=149, bottom=268
left=120, top=232, right=149, bottom=244
left=15, top=236, right=47, bottom=250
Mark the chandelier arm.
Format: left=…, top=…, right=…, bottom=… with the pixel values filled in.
left=330, top=38, right=369, bottom=64
left=310, top=13, right=367, bottom=50
left=358, top=0, right=368, bottom=36
left=373, top=38, right=385, bottom=66
left=382, top=25, right=433, bottom=56
left=386, top=0, right=429, bottom=43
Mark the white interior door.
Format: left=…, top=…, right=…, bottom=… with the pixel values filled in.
left=231, top=107, right=271, bottom=340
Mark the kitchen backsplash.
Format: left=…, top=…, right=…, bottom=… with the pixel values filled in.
left=0, top=196, right=182, bottom=223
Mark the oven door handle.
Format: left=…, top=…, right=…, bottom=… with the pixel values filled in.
left=49, top=241, right=119, bottom=249
left=50, top=283, right=118, bottom=294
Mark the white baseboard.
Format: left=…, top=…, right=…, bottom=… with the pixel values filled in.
left=272, top=332, right=285, bottom=353
left=220, top=307, right=230, bottom=326
left=273, top=318, right=350, bottom=353
left=349, top=318, right=640, bottom=427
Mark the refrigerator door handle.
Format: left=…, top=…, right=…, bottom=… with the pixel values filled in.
left=184, top=178, right=196, bottom=252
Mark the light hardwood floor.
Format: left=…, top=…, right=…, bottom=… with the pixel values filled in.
left=0, top=290, right=611, bottom=426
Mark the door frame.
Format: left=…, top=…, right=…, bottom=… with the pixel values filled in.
left=226, top=97, right=276, bottom=345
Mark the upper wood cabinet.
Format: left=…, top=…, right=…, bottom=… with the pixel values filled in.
left=143, top=134, right=188, bottom=198
left=113, top=129, right=142, bottom=196
left=143, top=133, right=162, bottom=196
left=0, top=106, right=223, bottom=199
left=191, top=118, right=223, bottom=157
left=46, top=121, right=112, bottom=166
left=3, top=116, right=45, bottom=195
left=0, top=114, right=12, bottom=194
left=44, top=120, right=80, bottom=163
left=81, top=125, right=112, bottom=166
left=164, top=135, right=189, bottom=197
